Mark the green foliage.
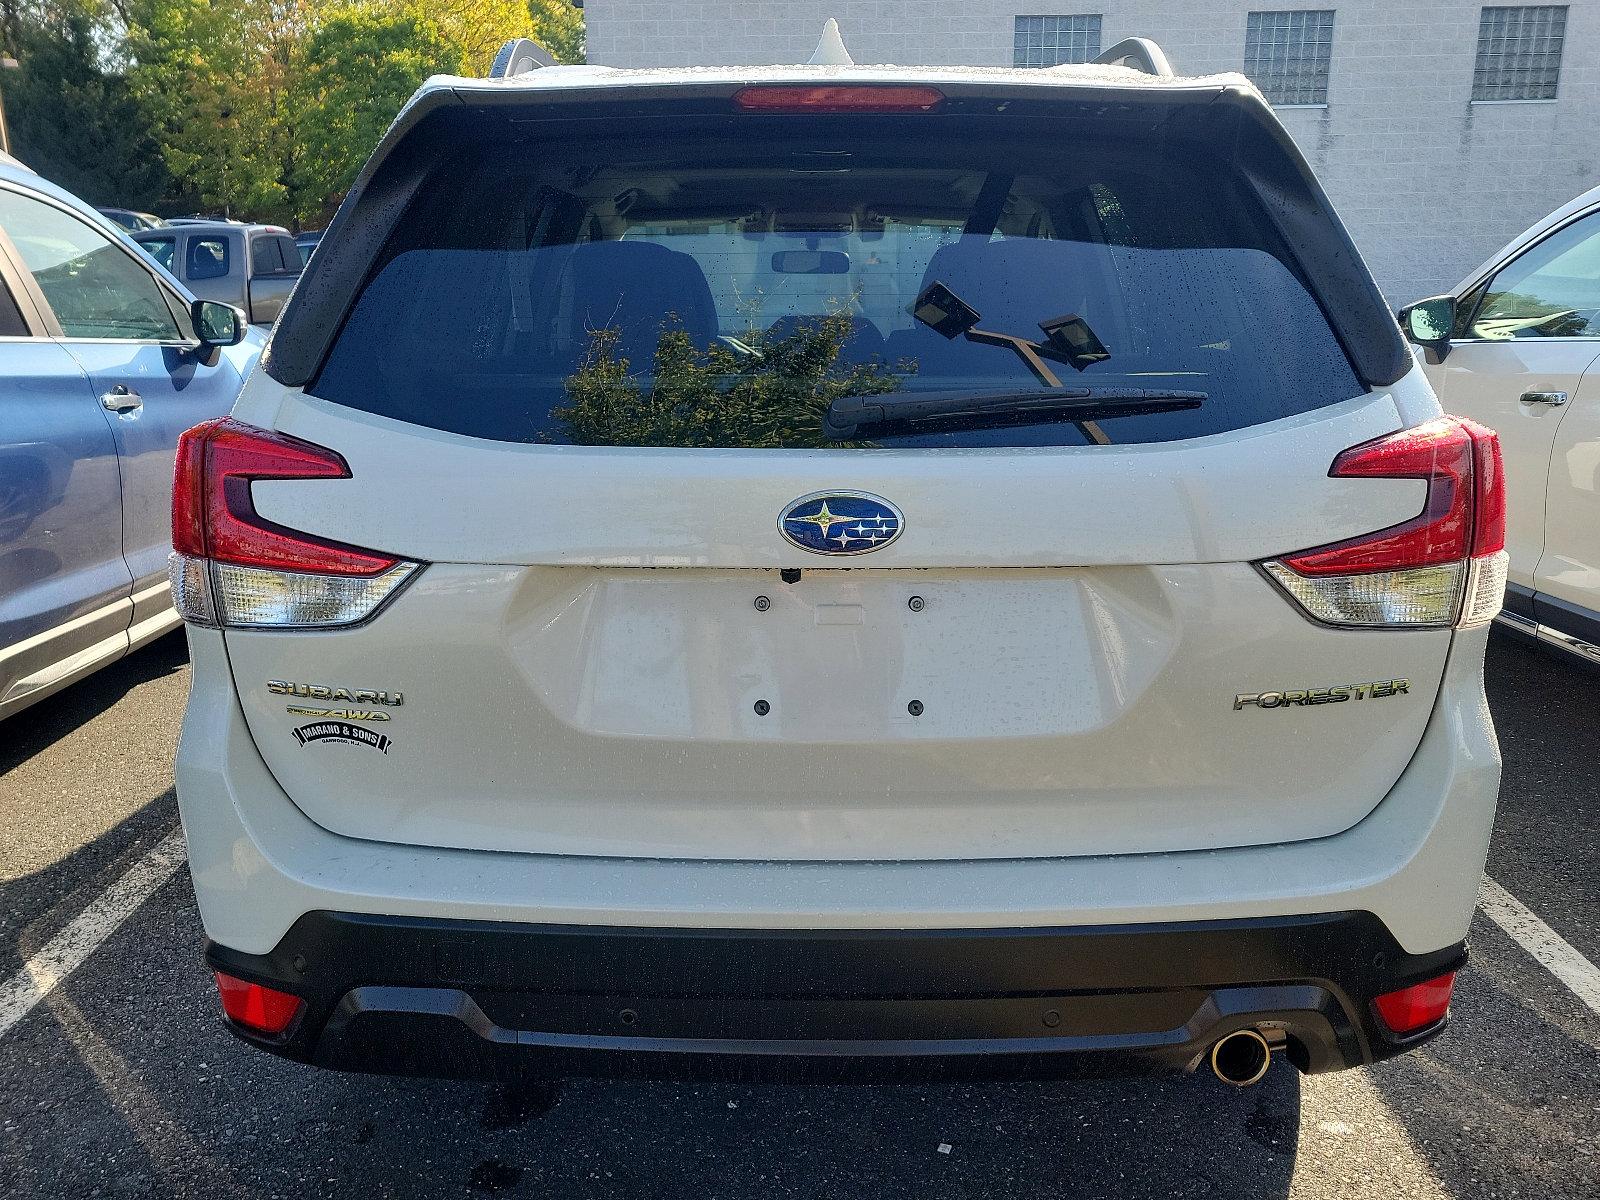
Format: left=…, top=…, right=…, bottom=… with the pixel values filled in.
left=293, top=5, right=465, bottom=223
left=125, top=0, right=308, bottom=220
left=554, top=314, right=907, bottom=449
left=4, top=0, right=585, bottom=225
left=528, top=0, right=583, bottom=63
left=4, top=4, right=171, bottom=208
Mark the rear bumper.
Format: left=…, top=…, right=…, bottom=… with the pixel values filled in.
left=209, top=910, right=1463, bottom=1082
left=175, top=624, right=1501, bottom=960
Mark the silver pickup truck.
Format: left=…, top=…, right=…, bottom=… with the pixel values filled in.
left=132, top=221, right=301, bottom=326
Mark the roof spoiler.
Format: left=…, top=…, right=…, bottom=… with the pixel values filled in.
left=1090, top=37, right=1174, bottom=78
left=488, top=37, right=558, bottom=79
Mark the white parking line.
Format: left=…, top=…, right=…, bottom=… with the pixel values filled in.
left=1480, top=874, right=1600, bottom=1017
left=0, top=827, right=187, bottom=1041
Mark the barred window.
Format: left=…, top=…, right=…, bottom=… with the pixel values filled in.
left=1244, top=10, right=1336, bottom=105
left=1013, top=15, right=1103, bottom=67
left=1473, top=6, right=1566, bottom=100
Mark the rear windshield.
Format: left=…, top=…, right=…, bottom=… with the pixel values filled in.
left=311, top=114, right=1363, bottom=448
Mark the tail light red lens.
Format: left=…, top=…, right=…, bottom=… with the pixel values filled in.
left=1262, top=416, right=1507, bottom=628
left=214, top=971, right=304, bottom=1035
left=1373, top=971, right=1456, bottom=1036
left=172, top=418, right=395, bottom=576
left=1282, top=418, right=1476, bottom=576
left=732, top=85, right=945, bottom=113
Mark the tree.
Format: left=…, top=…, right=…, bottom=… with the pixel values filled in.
left=292, top=4, right=463, bottom=225
left=4, top=3, right=170, bottom=207
left=529, top=0, right=582, bottom=63
left=127, top=0, right=311, bottom=220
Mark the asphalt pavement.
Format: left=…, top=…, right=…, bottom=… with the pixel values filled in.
left=0, top=630, right=1596, bottom=1199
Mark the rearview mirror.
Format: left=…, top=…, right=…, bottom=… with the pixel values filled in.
left=771, top=250, right=850, bottom=275
left=192, top=299, right=246, bottom=348
left=1398, top=295, right=1455, bottom=350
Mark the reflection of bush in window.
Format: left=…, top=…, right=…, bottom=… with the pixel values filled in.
left=188, top=239, right=229, bottom=281
left=554, top=311, right=908, bottom=449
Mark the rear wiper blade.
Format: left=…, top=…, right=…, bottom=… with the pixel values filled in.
left=823, top=387, right=1205, bottom=441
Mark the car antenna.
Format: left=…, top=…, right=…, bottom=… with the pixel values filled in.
left=808, top=18, right=855, bottom=66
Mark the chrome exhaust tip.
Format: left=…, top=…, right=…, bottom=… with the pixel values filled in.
left=1210, top=1028, right=1272, bottom=1087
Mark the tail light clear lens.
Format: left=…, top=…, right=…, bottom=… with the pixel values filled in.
left=1263, top=560, right=1467, bottom=626
left=1263, top=417, right=1506, bottom=630
left=170, top=418, right=418, bottom=629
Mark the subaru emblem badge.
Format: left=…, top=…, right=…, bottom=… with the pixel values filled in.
left=778, top=491, right=904, bottom=556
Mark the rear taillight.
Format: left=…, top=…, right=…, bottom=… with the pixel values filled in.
left=1262, top=417, right=1507, bottom=629
left=1373, top=971, right=1456, bottom=1036
left=214, top=971, right=304, bottom=1036
left=170, top=418, right=418, bottom=629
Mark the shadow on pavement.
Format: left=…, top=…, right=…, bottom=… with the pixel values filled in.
left=0, top=630, right=188, bottom=777
left=0, top=629, right=188, bottom=983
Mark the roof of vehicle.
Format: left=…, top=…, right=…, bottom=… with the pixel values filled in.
left=423, top=59, right=1256, bottom=105
left=132, top=221, right=292, bottom=238
left=1448, top=180, right=1600, bottom=297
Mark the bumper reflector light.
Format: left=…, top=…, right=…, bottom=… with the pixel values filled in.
left=1373, top=971, right=1456, bottom=1036
left=214, top=971, right=304, bottom=1035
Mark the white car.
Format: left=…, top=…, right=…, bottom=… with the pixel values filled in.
left=170, top=32, right=1505, bottom=1088
left=1400, top=185, right=1600, bottom=665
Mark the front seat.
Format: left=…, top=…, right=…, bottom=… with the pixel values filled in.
left=556, top=240, right=720, bottom=371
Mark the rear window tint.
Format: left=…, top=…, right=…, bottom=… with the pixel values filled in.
left=251, top=235, right=281, bottom=275
left=312, top=116, right=1363, bottom=448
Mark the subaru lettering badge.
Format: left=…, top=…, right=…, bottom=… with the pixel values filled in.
left=778, top=491, right=904, bottom=556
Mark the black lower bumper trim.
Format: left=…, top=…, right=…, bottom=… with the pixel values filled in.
left=206, top=911, right=1464, bottom=1083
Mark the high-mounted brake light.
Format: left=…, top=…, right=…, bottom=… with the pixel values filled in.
left=214, top=971, right=304, bottom=1036
left=732, top=85, right=945, bottom=113
left=170, top=418, right=418, bottom=629
left=1373, top=971, right=1456, bottom=1036
left=1262, top=417, right=1507, bottom=629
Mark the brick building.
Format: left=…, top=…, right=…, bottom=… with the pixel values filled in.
left=578, top=1, right=1600, bottom=302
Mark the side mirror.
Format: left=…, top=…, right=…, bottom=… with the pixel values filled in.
left=192, top=299, right=247, bottom=348
left=1398, top=295, right=1455, bottom=350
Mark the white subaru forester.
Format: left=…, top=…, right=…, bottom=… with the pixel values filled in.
left=171, top=35, right=1506, bottom=1088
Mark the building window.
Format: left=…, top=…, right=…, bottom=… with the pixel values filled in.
left=1472, top=6, right=1566, bottom=101
left=1013, top=15, right=1103, bottom=67
left=1244, top=10, right=1335, bottom=106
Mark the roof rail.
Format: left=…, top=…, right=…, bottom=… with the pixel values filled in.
left=1090, top=37, right=1174, bottom=77
left=488, top=37, right=558, bottom=79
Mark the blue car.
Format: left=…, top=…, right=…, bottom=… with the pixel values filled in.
left=0, top=154, right=263, bottom=719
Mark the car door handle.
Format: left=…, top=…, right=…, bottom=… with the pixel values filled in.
left=1520, top=390, right=1568, bottom=406
left=100, top=385, right=142, bottom=414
